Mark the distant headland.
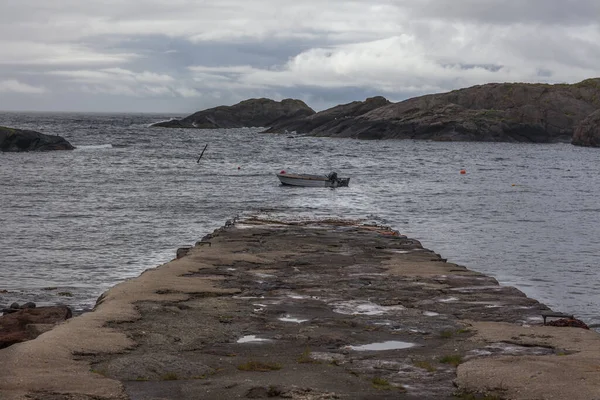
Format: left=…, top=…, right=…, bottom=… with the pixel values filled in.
left=152, top=79, right=600, bottom=147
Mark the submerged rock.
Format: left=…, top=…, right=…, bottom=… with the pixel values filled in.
left=152, top=98, right=315, bottom=129
left=0, top=126, right=75, bottom=152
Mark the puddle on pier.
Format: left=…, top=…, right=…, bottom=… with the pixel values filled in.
left=346, top=340, right=416, bottom=351
left=332, top=300, right=404, bottom=315
left=278, top=315, right=309, bottom=323
left=237, top=335, right=271, bottom=343
left=465, top=342, right=554, bottom=359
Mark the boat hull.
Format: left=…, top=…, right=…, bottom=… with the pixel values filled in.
left=277, top=173, right=349, bottom=188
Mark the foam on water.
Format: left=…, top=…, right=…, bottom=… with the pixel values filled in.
left=75, top=144, right=113, bottom=150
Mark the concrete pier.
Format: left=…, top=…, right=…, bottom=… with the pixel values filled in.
left=1, top=218, right=599, bottom=399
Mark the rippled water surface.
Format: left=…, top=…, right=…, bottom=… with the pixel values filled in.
left=1, top=112, right=599, bottom=328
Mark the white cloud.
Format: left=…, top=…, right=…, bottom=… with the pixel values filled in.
left=409, top=0, right=600, bottom=25
left=0, top=41, right=136, bottom=66
left=49, top=68, right=174, bottom=84
left=174, top=87, right=202, bottom=98
left=48, top=67, right=199, bottom=98
left=0, top=1, right=596, bottom=46
left=187, top=27, right=600, bottom=97
left=0, top=1, right=407, bottom=44
left=0, top=79, right=46, bottom=94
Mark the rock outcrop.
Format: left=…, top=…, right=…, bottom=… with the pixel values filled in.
left=152, top=98, right=315, bottom=129
left=0, top=126, right=75, bottom=151
left=572, top=109, right=600, bottom=147
left=0, top=305, right=72, bottom=349
left=268, top=79, right=600, bottom=143
left=264, top=96, right=391, bottom=134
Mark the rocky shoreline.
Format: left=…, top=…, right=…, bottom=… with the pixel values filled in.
left=151, top=79, right=600, bottom=147
left=1, top=218, right=599, bottom=400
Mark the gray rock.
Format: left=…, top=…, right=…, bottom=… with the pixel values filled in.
left=572, top=109, right=600, bottom=147
left=264, top=96, right=391, bottom=134
left=176, top=246, right=192, bottom=259
left=0, top=126, right=75, bottom=152
left=152, top=98, right=314, bottom=129
left=0, top=305, right=72, bottom=348
left=266, top=79, right=600, bottom=143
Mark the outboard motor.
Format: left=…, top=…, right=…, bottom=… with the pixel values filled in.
left=327, top=171, right=338, bottom=182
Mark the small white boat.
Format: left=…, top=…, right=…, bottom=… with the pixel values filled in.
left=276, top=171, right=350, bottom=188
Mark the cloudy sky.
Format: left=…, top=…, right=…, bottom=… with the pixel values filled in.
left=0, top=0, right=599, bottom=113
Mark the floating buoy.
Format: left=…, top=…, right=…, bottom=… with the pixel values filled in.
left=280, top=170, right=286, bottom=174
left=237, top=166, right=241, bottom=170
left=460, top=169, right=466, bottom=175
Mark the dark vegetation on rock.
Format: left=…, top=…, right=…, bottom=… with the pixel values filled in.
left=152, top=98, right=315, bottom=129
left=0, top=126, right=75, bottom=152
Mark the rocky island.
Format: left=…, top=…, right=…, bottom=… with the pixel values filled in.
left=155, top=79, right=600, bottom=146
left=151, top=98, right=314, bottom=129
left=269, top=79, right=600, bottom=144
left=0, top=126, right=75, bottom=152
left=1, top=218, right=598, bottom=400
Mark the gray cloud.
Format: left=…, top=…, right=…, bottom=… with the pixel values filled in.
left=408, top=0, right=600, bottom=26
left=0, top=0, right=598, bottom=112
left=0, top=79, right=46, bottom=94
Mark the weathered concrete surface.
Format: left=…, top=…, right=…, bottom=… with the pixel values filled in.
left=1, top=219, right=598, bottom=400
left=457, top=321, right=600, bottom=400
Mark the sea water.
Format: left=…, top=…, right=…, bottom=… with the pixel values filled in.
left=1, top=112, right=598, bottom=329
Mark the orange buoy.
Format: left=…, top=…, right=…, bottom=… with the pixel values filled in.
left=460, top=169, right=466, bottom=174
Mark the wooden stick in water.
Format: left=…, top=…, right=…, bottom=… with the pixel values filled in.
left=197, top=144, right=208, bottom=163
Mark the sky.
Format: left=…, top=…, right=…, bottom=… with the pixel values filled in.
left=0, top=0, right=599, bottom=113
